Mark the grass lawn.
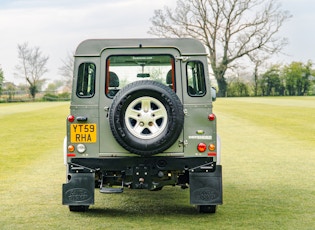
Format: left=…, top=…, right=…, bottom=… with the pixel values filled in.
left=0, top=98, right=314, bottom=229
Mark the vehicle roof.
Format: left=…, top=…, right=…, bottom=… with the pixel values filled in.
left=75, top=38, right=207, bottom=56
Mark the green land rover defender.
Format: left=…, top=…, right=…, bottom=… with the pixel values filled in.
left=62, top=38, right=222, bottom=213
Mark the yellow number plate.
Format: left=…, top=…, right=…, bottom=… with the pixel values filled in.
left=70, top=124, right=97, bottom=143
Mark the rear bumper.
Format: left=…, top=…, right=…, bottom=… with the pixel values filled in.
left=69, top=156, right=215, bottom=172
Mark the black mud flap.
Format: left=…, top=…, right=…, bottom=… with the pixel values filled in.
left=189, top=165, right=222, bottom=205
left=62, top=173, right=95, bottom=206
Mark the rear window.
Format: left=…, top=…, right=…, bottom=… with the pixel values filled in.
left=105, top=55, right=175, bottom=98
left=186, top=61, right=206, bottom=96
left=76, top=62, right=96, bottom=98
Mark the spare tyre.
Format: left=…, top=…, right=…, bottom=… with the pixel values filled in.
left=109, top=80, right=184, bottom=156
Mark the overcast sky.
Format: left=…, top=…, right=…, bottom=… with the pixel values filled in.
left=0, top=0, right=314, bottom=85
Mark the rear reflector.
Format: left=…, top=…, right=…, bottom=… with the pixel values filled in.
left=208, top=152, right=217, bottom=157
left=67, top=153, right=76, bottom=157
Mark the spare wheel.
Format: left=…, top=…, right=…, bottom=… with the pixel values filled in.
left=109, top=80, right=184, bottom=156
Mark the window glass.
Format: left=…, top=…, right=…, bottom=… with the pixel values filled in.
left=105, top=55, right=175, bottom=98
left=76, top=63, right=96, bottom=97
left=186, top=61, right=206, bottom=96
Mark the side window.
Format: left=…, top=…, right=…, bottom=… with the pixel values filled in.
left=76, top=63, right=96, bottom=97
left=186, top=61, right=206, bottom=96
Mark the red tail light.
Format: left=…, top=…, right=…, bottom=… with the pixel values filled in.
left=197, top=143, right=207, bottom=152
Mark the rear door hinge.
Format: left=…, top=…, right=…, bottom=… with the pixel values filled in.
left=104, top=106, right=110, bottom=117
left=178, top=139, right=188, bottom=147
left=176, top=56, right=190, bottom=62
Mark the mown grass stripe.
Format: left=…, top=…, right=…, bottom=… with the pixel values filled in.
left=0, top=102, right=69, bottom=178
left=0, top=99, right=314, bottom=229
left=215, top=97, right=315, bottom=146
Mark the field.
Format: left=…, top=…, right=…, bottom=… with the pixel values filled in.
left=0, top=98, right=314, bottom=229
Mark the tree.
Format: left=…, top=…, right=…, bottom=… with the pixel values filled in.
left=247, top=51, right=270, bottom=96
left=149, top=0, right=291, bottom=96
left=283, top=62, right=312, bottom=96
left=59, top=52, right=74, bottom=92
left=260, top=65, right=283, bottom=96
left=15, top=42, right=49, bottom=100
left=227, top=78, right=249, bottom=96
